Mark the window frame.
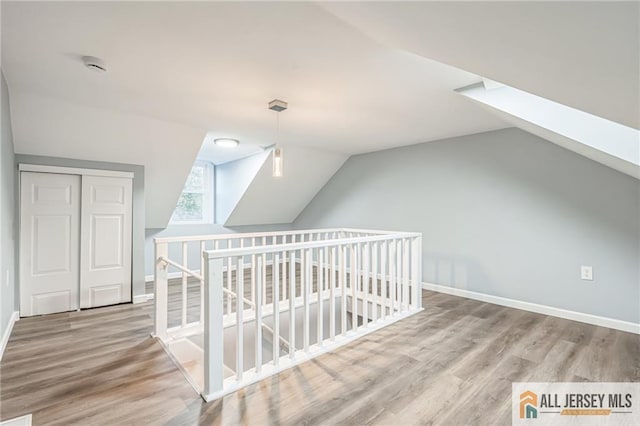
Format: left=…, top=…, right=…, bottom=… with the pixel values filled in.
left=169, top=160, right=214, bottom=225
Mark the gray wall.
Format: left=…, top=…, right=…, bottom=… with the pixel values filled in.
left=144, top=223, right=292, bottom=279
left=15, top=154, right=146, bottom=299
left=294, top=128, right=640, bottom=324
left=1, top=71, right=17, bottom=339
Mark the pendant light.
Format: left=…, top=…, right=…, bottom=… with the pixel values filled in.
left=269, top=99, right=287, bottom=178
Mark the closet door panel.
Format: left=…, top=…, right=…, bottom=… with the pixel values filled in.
left=20, top=172, right=81, bottom=316
left=80, top=176, right=133, bottom=308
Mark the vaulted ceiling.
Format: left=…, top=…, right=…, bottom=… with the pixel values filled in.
left=320, top=1, right=639, bottom=130
left=2, top=1, right=637, bottom=227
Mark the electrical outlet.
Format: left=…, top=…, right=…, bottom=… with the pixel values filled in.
left=580, top=265, right=593, bottom=281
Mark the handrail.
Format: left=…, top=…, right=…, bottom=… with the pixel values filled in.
left=159, top=256, right=203, bottom=281
left=158, top=255, right=291, bottom=349
left=204, top=232, right=421, bottom=260
left=158, top=256, right=254, bottom=307
left=154, top=228, right=346, bottom=244
left=261, top=323, right=292, bottom=350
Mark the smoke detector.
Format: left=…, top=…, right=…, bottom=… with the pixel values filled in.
left=268, top=99, right=288, bottom=112
left=82, top=56, right=107, bottom=73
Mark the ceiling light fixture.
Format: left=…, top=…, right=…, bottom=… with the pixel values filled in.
left=82, top=56, right=107, bottom=73
left=269, top=99, right=288, bottom=178
left=214, top=138, right=240, bottom=148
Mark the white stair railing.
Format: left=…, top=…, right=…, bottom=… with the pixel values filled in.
left=153, top=229, right=422, bottom=401
left=153, top=229, right=346, bottom=338
left=194, top=229, right=423, bottom=402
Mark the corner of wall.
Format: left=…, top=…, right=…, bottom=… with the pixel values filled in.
left=1, top=69, right=19, bottom=343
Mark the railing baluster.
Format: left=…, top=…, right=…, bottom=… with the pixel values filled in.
left=255, top=256, right=263, bottom=373
left=182, top=242, right=188, bottom=327
left=371, top=241, right=377, bottom=322
left=317, top=248, right=324, bottom=345
left=363, top=242, right=369, bottom=327
left=262, top=238, right=267, bottom=304
left=154, top=241, right=168, bottom=339
left=236, top=256, right=244, bottom=380
left=227, top=257, right=232, bottom=315
left=200, top=240, right=205, bottom=323
left=341, top=244, right=347, bottom=334
left=396, top=238, right=402, bottom=313
left=403, top=238, right=410, bottom=312
left=303, top=248, right=311, bottom=352
left=262, top=253, right=267, bottom=307
left=380, top=240, right=387, bottom=320
left=389, top=239, right=396, bottom=316
left=289, top=249, right=296, bottom=359
left=412, top=236, right=422, bottom=310
left=330, top=246, right=336, bottom=340
left=282, top=249, right=287, bottom=303
left=351, top=243, right=358, bottom=331
left=324, top=233, right=329, bottom=291
left=251, top=254, right=256, bottom=305
left=273, top=253, right=280, bottom=365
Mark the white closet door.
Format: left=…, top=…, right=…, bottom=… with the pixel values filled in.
left=80, top=175, right=133, bottom=308
left=20, top=172, right=81, bottom=316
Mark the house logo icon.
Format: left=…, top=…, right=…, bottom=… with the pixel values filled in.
left=520, top=390, right=538, bottom=419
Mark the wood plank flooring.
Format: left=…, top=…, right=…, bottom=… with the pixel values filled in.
left=1, top=290, right=638, bottom=425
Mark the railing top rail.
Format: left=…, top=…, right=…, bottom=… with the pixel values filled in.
left=203, top=232, right=422, bottom=260
left=154, top=228, right=407, bottom=244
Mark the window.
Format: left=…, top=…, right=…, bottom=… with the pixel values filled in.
left=170, top=161, right=214, bottom=224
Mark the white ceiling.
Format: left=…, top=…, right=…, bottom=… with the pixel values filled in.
left=9, top=92, right=205, bottom=228
left=319, top=1, right=640, bottom=130
left=458, top=83, right=640, bottom=179
left=2, top=1, right=636, bottom=228
left=197, top=133, right=265, bottom=166
left=1, top=1, right=507, bottom=157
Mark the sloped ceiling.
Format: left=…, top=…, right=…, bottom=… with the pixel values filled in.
left=225, top=145, right=348, bottom=226
left=1, top=1, right=507, bottom=229
left=10, top=92, right=205, bottom=228
left=320, top=1, right=640, bottom=130
left=2, top=1, right=637, bottom=229
left=457, top=83, right=640, bottom=179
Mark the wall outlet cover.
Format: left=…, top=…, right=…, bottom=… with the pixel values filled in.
left=580, top=265, right=593, bottom=281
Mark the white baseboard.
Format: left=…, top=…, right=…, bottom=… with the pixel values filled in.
left=132, top=293, right=155, bottom=304
left=1, top=311, right=19, bottom=361
left=422, top=282, right=640, bottom=335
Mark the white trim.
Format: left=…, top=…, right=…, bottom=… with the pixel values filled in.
left=18, top=163, right=134, bottom=179
left=1, top=311, right=19, bottom=361
left=133, top=293, right=155, bottom=304
left=0, top=414, right=33, bottom=426
left=422, top=282, right=640, bottom=335
left=156, top=338, right=202, bottom=395
left=169, top=160, right=214, bottom=225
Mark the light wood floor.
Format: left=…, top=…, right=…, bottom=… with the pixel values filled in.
left=1, top=290, right=638, bottom=425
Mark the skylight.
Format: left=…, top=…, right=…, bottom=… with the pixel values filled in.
left=457, top=81, right=640, bottom=178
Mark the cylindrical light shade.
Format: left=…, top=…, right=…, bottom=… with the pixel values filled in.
left=272, top=147, right=283, bottom=177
